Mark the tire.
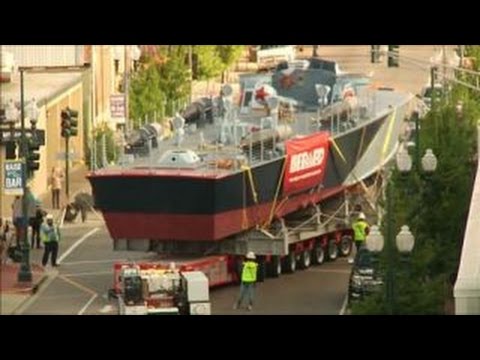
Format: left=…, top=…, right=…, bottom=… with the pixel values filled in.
left=326, top=239, right=338, bottom=261
left=267, top=256, right=282, bottom=278
left=339, top=236, right=353, bottom=257
left=282, top=252, right=297, bottom=273
left=298, top=249, right=311, bottom=270
left=312, top=243, right=325, bottom=265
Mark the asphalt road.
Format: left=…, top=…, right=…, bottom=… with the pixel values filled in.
left=21, top=45, right=445, bottom=315
left=22, top=218, right=351, bottom=315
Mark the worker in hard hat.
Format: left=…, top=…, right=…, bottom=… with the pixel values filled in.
left=349, top=212, right=370, bottom=264
left=233, top=251, right=258, bottom=311
left=41, top=214, right=61, bottom=267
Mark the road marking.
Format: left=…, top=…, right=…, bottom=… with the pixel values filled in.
left=78, top=294, right=98, bottom=315
left=63, top=259, right=135, bottom=266
left=13, top=269, right=59, bottom=315
left=99, top=305, right=114, bottom=314
left=59, top=274, right=100, bottom=316
left=58, top=227, right=99, bottom=264
left=307, top=268, right=351, bottom=274
left=339, top=294, right=349, bottom=315
left=58, top=275, right=97, bottom=296
left=62, top=270, right=112, bottom=277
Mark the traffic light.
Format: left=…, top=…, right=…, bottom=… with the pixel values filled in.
left=0, top=108, right=6, bottom=124
left=370, top=45, right=381, bottom=63
left=5, top=141, right=17, bottom=159
left=388, top=45, right=399, bottom=67
left=61, top=107, right=79, bottom=138
left=26, top=139, right=40, bottom=172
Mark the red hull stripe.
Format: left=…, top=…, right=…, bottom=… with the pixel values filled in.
left=104, top=185, right=345, bottom=242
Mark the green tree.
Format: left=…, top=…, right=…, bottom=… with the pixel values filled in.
left=216, top=45, right=245, bottom=82
left=129, top=62, right=165, bottom=129
left=194, top=45, right=223, bottom=80
left=351, top=83, right=479, bottom=315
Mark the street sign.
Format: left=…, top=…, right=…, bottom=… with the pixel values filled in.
left=110, top=94, right=126, bottom=119
left=4, top=160, right=24, bottom=195
left=0, top=129, right=45, bottom=145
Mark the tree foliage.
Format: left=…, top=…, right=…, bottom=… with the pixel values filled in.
left=128, top=45, right=243, bottom=128
left=352, top=55, right=480, bottom=314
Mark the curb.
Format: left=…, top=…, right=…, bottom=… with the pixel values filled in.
left=10, top=269, right=59, bottom=315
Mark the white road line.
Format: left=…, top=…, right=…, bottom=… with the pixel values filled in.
left=58, top=227, right=99, bottom=264
left=61, top=259, right=129, bottom=266
left=307, top=268, right=351, bottom=274
left=78, top=294, right=98, bottom=315
left=63, top=271, right=112, bottom=277
left=339, top=295, right=349, bottom=315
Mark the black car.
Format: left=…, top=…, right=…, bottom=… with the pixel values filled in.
left=348, top=247, right=383, bottom=303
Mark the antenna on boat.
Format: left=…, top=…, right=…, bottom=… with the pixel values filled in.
left=172, top=113, right=186, bottom=147
left=315, top=84, right=331, bottom=129
left=218, top=84, right=235, bottom=145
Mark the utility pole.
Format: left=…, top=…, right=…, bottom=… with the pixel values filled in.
left=124, top=45, right=130, bottom=133
left=189, top=45, right=193, bottom=104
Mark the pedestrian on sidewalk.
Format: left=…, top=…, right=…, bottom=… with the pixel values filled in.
left=31, top=204, right=46, bottom=249
left=12, top=196, right=22, bottom=247
left=41, top=214, right=61, bottom=267
left=233, top=251, right=258, bottom=311
left=50, top=166, right=64, bottom=210
left=0, top=217, right=13, bottom=264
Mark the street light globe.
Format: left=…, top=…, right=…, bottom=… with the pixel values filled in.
left=396, top=225, right=415, bottom=253
left=131, top=45, right=141, bottom=62
left=366, top=225, right=384, bottom=253
left=5, top=99, right=19, bottom=123
left=421, top=148, right=437, bottom=173
left=28, top=97, right=39, bottom=122
left=396, top=149, right=412, bottom=174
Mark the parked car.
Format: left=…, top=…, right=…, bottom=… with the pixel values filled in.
left=348, top=246, right=383, bottom=303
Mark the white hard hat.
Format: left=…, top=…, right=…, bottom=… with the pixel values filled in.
left=358, top=212, right=366, bottom=220
left=46, top=214, right=54, bottom=220
left=246, top=251, right=256, bottom=260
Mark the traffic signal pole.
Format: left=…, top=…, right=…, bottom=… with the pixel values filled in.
left=65, top=135, right=69, bottom=198
left=18, top=68, right=32, bottom=282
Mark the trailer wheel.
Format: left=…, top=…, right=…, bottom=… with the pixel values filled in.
left=282, top=252, right=296, bottom=273
left=298, top=249, right=311, bottom=269
left=312, top=244, right=325, bottom=265
left=326, top=239, right=338, bottom=261
left=267, top=256, right=282, bottom=278
left=339, top=235, right=353, bottom=257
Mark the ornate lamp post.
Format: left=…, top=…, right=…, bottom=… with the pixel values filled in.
left=366, top=146, right=437, bottom=314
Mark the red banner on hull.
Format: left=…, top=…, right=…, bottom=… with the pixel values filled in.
left=283, top=132, right=330, bottom=195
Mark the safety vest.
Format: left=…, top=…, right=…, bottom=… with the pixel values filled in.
left=241, top=261, right=258, bottom=283
left=352, top=220, right=369, bottom=242
left=40, top=224, right=60, bottom=243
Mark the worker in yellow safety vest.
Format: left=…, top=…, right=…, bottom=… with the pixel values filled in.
left=233, top=251, right=258, bottom=311
left=41, top=214, right=61, bottom=267
left=349, top=212, right=370, bottom=264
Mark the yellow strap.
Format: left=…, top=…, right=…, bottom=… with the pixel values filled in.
left=241, top=171, right=249, bottom=230
left=241, top=165, right=258, bottom=204
left=264, top=158, right=287, bottom=228
left=330, top=138, right=347, bottom=164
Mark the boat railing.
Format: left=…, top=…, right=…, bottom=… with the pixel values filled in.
left=313, top=87, right=378, bottom=136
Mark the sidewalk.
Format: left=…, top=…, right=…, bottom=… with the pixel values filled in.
left=0, top=263, right=46, bottom=315
left=1, top=164, right=92, bottom=315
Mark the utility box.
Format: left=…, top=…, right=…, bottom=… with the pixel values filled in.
left=182, top=271, right=209, bottom=302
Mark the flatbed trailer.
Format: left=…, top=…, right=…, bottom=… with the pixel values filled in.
left=112, top=189, right=359, bottom=291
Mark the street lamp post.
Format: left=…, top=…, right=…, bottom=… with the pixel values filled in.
left=17, top=68, right=32, bottom=283
left=367, top=146, right=437, bottom=314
